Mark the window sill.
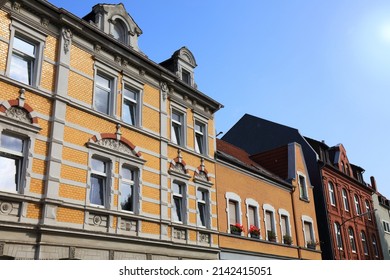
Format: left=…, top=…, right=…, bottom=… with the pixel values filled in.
left=299, top=197, right=310, bottom=203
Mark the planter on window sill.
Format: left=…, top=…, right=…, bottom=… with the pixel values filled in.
left=307, top=244, right=316, bottom=250
left=250, top=234, right=260, bottom=239
left=231, top=231, right=241, bottom=236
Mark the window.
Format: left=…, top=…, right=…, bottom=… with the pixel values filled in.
left=361, top=231, right=369, bottom=255
left=112, top=19, right=127, bottom=43
left=328, top=182, right=336, bottom=206
left=195, top=121, right=206, bottom=155
left=342, top=189, right=350, bottom=211
left=372, top=235, right=379, bottom=257
left=265, top=210, right=275, bottom=238
left=354, top=194, right=361, bottom=215
left=302, top=215, right=316, bottom=248
left=172, top=182, right=185, bottom=223
left=334, top=222, right=343, bottom=249
left=7, top=21, right=46, bottom=87
left=383, top=221, right=390, bottom=233
left=182, top=69, right=191, bottom=85
left=122, top=86, right=139, bottom=126
left=120, top=166, right=137, bottom=212
left=94, top=73, right=114, bottom=115
left=9, top=36, right=36, bottom=85
left=365, top=200, right=371, bottom=220
left=171, top=110, right=184, bottom=146
left=345, top=164, right=350, bottom=176
left=298, top=174, right=308, bottom=200
left=248, top=206, right=257, bottom=228
left=281, top=215, right=290, bottom=242
left=0, top=133, right=25, bottom=193
left=229, top=200, right=239, bottom=226
left=90, top=158, right=109, bottom=206
left=197, top=189, right=209, bottom=227
left=348, top=227, right=357, bottom=253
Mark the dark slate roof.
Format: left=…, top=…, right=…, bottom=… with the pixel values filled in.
left=222, top=114, right=306, bottom=155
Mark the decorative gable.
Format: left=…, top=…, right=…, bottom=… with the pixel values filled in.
left=83, top=3, right=142, bottom=51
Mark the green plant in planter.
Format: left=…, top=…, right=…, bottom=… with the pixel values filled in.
left=283, top=234, right=292, bottom=245
left=307, top=240, right=318, bottom=249
left=249, top=225, right=260, bottom=238
left=267, top=230, right=276, bottom=242
left=230, top=223, right=244, bottom=235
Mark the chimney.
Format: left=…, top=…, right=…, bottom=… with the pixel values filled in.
left=370, top=176, right=377, bottom=192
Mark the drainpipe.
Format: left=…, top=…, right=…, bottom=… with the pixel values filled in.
left=290, top=184, right=302, bottom=259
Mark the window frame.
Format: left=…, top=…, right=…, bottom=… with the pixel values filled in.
left=372, top=234, right=379, bottom=258
left=298, top=172, right=309, bottom=201
left=361, top=231, right=369, bottom=256
left=328, top=181, right=336, bottom=206
left=302, top=215, right=316, bottom=248
left=354, top=194, right=361, bottom=215
left=263, top=204, right=277, bottom=241
left=0, top=132, right=28, bottom=194
left=194, top=119, right=208, bottom=155
left=170, top=108, right=186, bottom=147
left=6, top=20, right=46, bottom=87
left=383, top=220, right=390, bottom=233
left=334, top=222, right=343, bottom=250
left=226, top=192, right=242, bottom=233
left=348, top=227, right=357, bottom=253
left=172, top=181, right=187, bottom=224
left=119, top=165, right=139, bottom=213
left=342, top=188, right=350, bottom=212
left=121, top=78, right=143, bottom=127
left=279, top=209, right=291, bottom=243
left=246, top=198, right=260, bottom=238
left=196, top=187, right=210, bottom=228
left=364, top=200, right=372, bottom=221
left=89, top=157, right=110, bottom=207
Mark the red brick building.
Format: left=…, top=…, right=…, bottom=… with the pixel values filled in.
left=305, top=139, right=382, bottom=260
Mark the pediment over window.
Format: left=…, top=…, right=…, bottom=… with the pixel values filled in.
left=83, top=3, right=142, bottom=51
left=0, top=92, right=41, bottom=133
left=169, top=149, right=191, bottom=180
left=87, top=126, right=144, bottom=164
left=194, top=158, right=213, bottom=187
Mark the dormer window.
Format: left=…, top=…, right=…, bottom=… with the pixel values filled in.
left=112, top=19, right=127, bottom=44
left=182, top=69, right=191, bottom=85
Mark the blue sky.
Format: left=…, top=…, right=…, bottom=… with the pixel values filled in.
left=49, top=0, right=390, bottom=199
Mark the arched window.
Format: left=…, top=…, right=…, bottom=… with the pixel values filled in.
left=112, top=19, right=127, bottom=43
left=354, top=194, right=361, bottom=215
left=365, top=200, right=372, bottom=220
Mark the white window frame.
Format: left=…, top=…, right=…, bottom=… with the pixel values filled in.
left=372, top=234, right=379, bottom=257
left=196, top=187, right=210, bottom=228
left=383, top=220, right=390, bottom=233
left=342, top=188, right=350, bottom=212
left=194, top=120, right=207, bottom=155
left=334, top=222, right=343, bottom=250
left=0, top=132, right=28, bottom=194
left=297, top=172, right=309, bottom=201
left=226, top=192, right=242, bottom=233
left=6, top=20, right=46, bottom=87
left=119, top=165, right=139, bottom=213
left=365, top=200, right=372, bottom=221
left=348, top=227, right=357, bottom=253
left=302, top=215, right=316, bottom=247
left=263, top=204, right=277, bottom=241
left=246, top=198, right=260, bottom=238
left=328, top=181, right=336, bottom=206
left=170, top=107, right=186, bottom=147
left=122, top=77, right=143, bottom=127
left=171, top=181, right=187, bottom=224
left=361, top=231, right=369, bottom=256
left=354, top=194, right=361, bottom=215
left=279, top=209, right=292, bottom=243
left=89, top=156, right=110, bottom=208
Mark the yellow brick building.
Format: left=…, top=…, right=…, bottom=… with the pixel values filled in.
left=0, top=0, right=221, bottom=259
